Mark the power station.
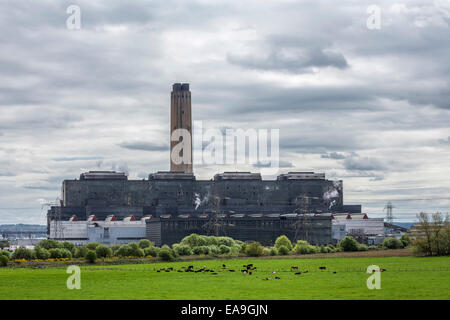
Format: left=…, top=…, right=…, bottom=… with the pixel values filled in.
left=47, top=83, right=368, bottom=246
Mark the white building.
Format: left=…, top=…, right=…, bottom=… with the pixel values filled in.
left=332, top=213, right=385, bottom=245
left=49, top=218, right=147, bottom=245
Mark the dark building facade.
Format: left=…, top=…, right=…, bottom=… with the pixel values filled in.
left=47, top=83, right=362, bottom=245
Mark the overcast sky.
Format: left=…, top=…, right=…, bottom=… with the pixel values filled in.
left=1, top=0, right=449, bottom=224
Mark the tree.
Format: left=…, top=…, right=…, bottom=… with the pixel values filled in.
left=86, top=242, right=102, bottom=251
left=0, top=255, right=8, bottom=267
left=85, top=250, right=97, bottom=263
left=96, top=245, right=112, bottom=258
left=158, top=248, right=174, bottom=261
left=0, top=241, right=10, bottom=249
left=138, top=239, right=153, bottom=249
left=413, top=212, right=450, bottom=256
left=382, top=237, right=403, bottom=249
left=400, top=234, right=411, bottom=247
left=278, top=245, right=290, bottom=255
left=245, top=242, right=264, bottom=257
left=338, top=236, right=359, bottom=252
left=274, top=235, right=293, bottom=251
left=12, top=246, right=34, bottom=260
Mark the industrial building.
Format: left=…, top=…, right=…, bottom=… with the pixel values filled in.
left=332, top=213, right=385, bottom=245
left=47, top=83, right=365, bottom=246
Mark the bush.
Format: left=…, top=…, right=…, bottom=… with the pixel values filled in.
left=60, top=248, right=72, bottom=259
left=383, top=237, right=404, bottom=249
left=275, top=235, right=293, bottom=251
left=158, top=248, right=174, bottom=261
left=278, top=245, right=290, bottom=255
left=0, top=255, right=8, bottom=267
left=138, top=239, right=153, bottom=249
left=96, top=245, right=112, bottom=258
left=86, top=242, right=102, bottom=251
left=74, top=246, right=89, bottom=258
left=116, top=245, right=132, bottom=257
left=339, top=236, right=359, bottom=252
left=269, top=247, right=278, bottom=256
left=36, top=239, right=62, bottom=250
left=174, top=244, right=192, bottom=256
left=245, top=242, right=264, bottom=257
left=181, top=234, right=207, bottom=247
left=110, top=244, right=122, bottom=255
left=144, top=246, right=160, bottom=257
left=217, top=237, right=235, bottom=247
left=12, top=246, right=34, bottom=260
left=400, top=234, right=411, bottom=247
left=368, top=245, right=378, bottom=250
left=192, top=246, right=204, bottom=255
left=208, top=245, right=220, bottom=255
left=357, top=244, right=369, bottom=251
left=61, top=241, right=75, bottom=253
left=49, top=248, right=63, bottom=259
left=34, top=247, right=50, bottom=260
left=219, top=244, right=231, bottom=254
left=85, top=250, right=97, bottom=263
left=0, top=251, right=11, bottom=258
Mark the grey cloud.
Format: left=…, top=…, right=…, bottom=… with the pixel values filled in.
left=343, top=155, right=386, bottom=171
left=118, top=141, right=169, bottom=152
left=321, top=152, right=347, bottom=160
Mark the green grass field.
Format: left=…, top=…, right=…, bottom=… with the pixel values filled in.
left=1, top=256, right=449, bottom=299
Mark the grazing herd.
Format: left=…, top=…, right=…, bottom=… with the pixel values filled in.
left=153, top=263, right=382, bottom=280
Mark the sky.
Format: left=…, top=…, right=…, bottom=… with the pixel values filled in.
left=0, top=0, right=449, bottom=224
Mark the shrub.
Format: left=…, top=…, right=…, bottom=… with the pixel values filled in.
left=61, top=241, right=75, bottom=253
left=74, top=246, right=89, bottom=258
left=138, top=239, right=153, bottom=249
left=192, top=246, right=204, bottom=255
left=36, top=239, right=62, bottom=250
left=85, top=250, right=97, bottom=263
left=382, top=237, right=404, bottom=249
left=116, top=244, right=132, bottom=257
left=400, top=234, right=411, bottom=247
left=208, top=245, right=220, bottom=255
left=49, top=248, right=63, bottom=259
left=0, top=251, right=11, bottom=258
left=269, top=247, right=278, bottom=256
left=0, top=255, right=8, bottom=267
left=174, top=244, right=193, bottom=256
left=277, top=245, right=289, bottom=255
left=34, top=247, right=50, bottom=260
left=219, top=244, right=231, bottom=254
left=339, top=236, right=359, bottom=252
left=144, top=246, right=160, bottom=257
left=12, top=246, right=34, bottom=260
left=60, top=248, right=72, bottom=259
left=110, top=244, right=122, bottom=255
left=158, top=248, right=174, bottom=261
left=245, top=242, right=264, bottom=257
left=357, top=244, right=369, bottom=251
left=181, top=234, right=207, bottom=247
left=96, top=245, right=112, bottom=258
left=368, top=245, right=378, bottom=250
left=217, top=237, right=235, bottom=247
left=86, top=242, right=102, bottom=251
left=275, top=235, right=293, bottom=251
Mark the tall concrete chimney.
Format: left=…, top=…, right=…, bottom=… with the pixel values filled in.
left=170, top=83, right=193, bottom=173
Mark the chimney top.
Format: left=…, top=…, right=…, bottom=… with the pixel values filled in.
left=172, top=83, right=189, bottom=91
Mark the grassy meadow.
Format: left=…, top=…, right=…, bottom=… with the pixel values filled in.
left=0, top=255, right=449, bottom=300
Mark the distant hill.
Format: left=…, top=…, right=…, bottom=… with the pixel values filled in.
left=392, top=222, right=415, bottom=230
left=0, top=224, right=47, bottom=232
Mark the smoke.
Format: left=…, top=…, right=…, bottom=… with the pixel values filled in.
left=323, top=189, right=339, bottom=200
left=194, top=193, right=201, bottom=210
left=194, top=190, right=211, bottom=210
